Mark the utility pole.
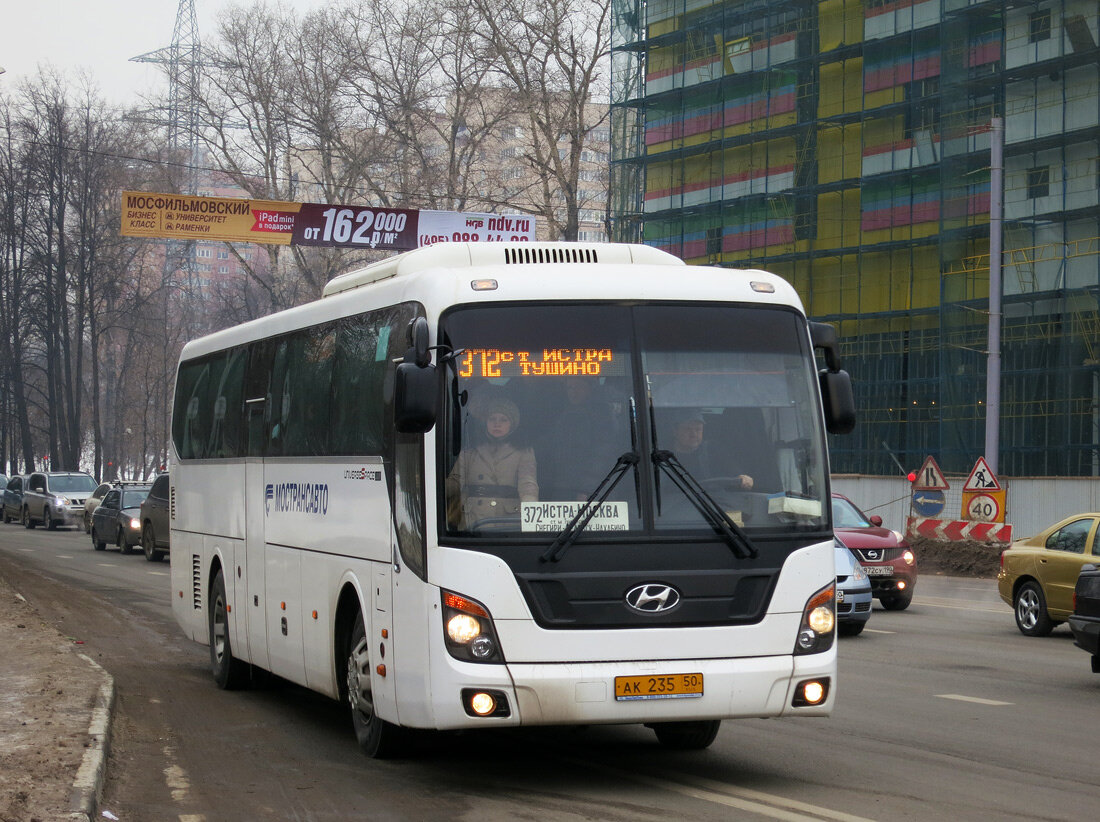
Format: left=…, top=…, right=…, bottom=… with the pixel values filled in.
left=984, top=117, right=1004, bottom=475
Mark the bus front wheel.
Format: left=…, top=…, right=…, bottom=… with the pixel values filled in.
left=648, top=719, right=721, bottom=750
left=209, top=569, right=250, bottom=689
left=345, top=611, right=406, bottom=758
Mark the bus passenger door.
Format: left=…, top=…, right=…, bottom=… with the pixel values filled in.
left=244, top=460, right=269, bottom=670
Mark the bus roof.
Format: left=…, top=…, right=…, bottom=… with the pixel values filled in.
left=321, top=242, right=683, bottom=298
left=179, top=243, right=805, bottom=362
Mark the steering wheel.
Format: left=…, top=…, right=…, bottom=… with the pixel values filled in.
left=700, top=476, right=750, bottom=493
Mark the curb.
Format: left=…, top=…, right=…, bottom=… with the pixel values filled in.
left=68, top=653, right=116, bottom=822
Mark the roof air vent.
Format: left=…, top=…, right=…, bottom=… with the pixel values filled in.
left=504, top=246, right=599, bottom=265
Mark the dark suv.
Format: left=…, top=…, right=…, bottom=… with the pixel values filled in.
left=140, top=472, right=171, bottom=562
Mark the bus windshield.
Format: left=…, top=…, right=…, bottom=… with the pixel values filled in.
left=440, top=303, right=828, bottom=540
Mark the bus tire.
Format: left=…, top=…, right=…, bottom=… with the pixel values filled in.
left=649, top=719, right=721, bottom=750
left=345, top=611, right=406, bottom=758
left=209, top=569, right=250, bottom=689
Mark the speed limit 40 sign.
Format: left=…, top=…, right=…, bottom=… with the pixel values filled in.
left=963, top=490, right=1005, bottom=523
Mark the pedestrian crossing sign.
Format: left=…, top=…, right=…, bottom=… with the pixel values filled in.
left=963, top=457, right=1001, bottom=491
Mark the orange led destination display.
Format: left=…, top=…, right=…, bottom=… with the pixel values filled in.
left=457, top=348, right=624, bottom=379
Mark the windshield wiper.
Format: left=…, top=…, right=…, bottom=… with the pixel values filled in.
left=651, top=450, right=758, bottom=560
left=540, top=452, right=639, bottom=563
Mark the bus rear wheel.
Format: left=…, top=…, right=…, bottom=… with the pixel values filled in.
left=345, top=611, right=406, bottom=758
left=209, top=569, right=250, bottom=689
left=648, top=719, right=721, bottom=750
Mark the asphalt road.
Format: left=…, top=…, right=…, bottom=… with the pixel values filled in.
left=2, top=523, right=1098, bottom=821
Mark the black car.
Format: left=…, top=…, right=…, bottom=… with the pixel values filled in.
left=139, top=472, right=170, bottom=562
left=90, top=484, right=152, bottom=554
left=1069, top=563, right=1100, bottom=674
left=2, top=475, right=25, bottom=524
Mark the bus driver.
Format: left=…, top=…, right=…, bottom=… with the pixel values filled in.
left=670, top=409, right=754, bottom=490
left=446, top=398, right=539, bottom=528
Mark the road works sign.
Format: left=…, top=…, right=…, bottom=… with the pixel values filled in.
left=961, top=457, right=1006, bottom=523
left=963, top=457, right=1001, bottom=491
left=120, top=191, right=536, bottom=249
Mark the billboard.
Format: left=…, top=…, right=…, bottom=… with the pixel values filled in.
left=120, top=191, right=536, bottom=249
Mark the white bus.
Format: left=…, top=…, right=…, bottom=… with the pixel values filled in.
left=169, top=242, right=855, bottom=756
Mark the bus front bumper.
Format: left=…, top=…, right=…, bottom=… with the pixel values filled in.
left=431, top=649, right=836, bottom=729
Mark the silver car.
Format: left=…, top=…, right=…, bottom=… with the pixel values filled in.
left=835, top=535, right=872, bottom=636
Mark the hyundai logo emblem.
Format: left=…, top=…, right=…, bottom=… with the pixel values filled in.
left=625, top=584, right=681, bottom=613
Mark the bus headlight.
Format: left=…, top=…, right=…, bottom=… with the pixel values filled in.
left=794, top=582, right=836, bottom=656
left=446, top=613, right=481, bottom=644
left=442, top=591, right=504, bottom=664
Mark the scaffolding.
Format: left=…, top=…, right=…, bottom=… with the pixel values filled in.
left=611, top=0, right=1100, bottom=476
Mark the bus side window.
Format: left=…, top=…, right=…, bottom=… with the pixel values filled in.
left=210, top=347, right=247, bottom=458
left=244, top=341, right=273, bottom=457
left=267, top=340, right=292, bottom=457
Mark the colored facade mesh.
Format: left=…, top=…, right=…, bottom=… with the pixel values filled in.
left=611, top=0, right=1100, bottom=476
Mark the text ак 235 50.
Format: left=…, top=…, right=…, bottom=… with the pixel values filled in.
left=614, top=673, right=704, bottom=701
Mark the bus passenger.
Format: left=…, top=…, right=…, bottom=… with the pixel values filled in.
left=670, top=409, right=753, bottom=490
left=446, top=398, right=539, bottom=528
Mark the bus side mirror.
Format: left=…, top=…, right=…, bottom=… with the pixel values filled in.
left=820, top=369, right=856, bottom=435
left=811, top=321, right=856, bottom=435
left=407, top=317, right=431, bottom=367
left=394, top=361, right=438, bottom=433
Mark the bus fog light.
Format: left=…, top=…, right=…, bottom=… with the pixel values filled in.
left=797, top=629, right=817, bottom=650
left=469, top=636, right=495, bottom=659
left=447, top=614, right=481, bottom=644
left=792, top=677, right=831, bottom=707
left=470, top=692, right=496, bottom=715
left=808, top=606, right=834, bottom=634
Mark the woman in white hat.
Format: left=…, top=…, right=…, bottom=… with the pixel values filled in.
left=446, top=398, right=539, bottom=528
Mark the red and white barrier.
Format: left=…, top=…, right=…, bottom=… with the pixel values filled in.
left=906, top=516, right=1013, bottom=544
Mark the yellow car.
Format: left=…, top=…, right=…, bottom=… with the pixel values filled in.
left=998, top=514, right=1100, bottom=636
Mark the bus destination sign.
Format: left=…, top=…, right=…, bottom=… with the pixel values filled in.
left=457, top=348, right=625, bottom=379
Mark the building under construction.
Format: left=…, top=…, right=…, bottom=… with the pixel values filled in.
left=610, top=0, right=1100, bottom=476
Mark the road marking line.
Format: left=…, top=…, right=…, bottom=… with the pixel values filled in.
left=148, top=571, right=169, bottom=576
left=56, top=555, right=73, bottom=559
left=914, top=600, right=1004, bottom=614
left=936, top=694, right=1012, bottom=706
left=864, top=628, right=896, bottom=634
left=96, top=563, right=118, bottom=567
left=18, top=548, right=33, bottom=553
left=570, top=757, right=875, bottom=821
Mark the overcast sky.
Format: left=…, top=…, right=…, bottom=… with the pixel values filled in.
left=1, top=1, right=327, bottom=106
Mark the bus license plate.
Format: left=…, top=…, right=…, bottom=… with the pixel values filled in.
left=614, top=673, right=703, bottom=701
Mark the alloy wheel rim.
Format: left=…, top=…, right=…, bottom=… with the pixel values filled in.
left=1018, top=589, right=1039, bottom=629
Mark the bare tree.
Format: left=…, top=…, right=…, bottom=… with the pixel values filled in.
left=463, top=0, right=612, bottom=239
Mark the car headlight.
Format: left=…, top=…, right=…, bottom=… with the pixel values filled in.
left=852, top=564, right=866, bottom=581
left=902, top=549, right=915, bottom=565
left=53, top=495, right=69, bottom=505
left=127, top=516, right=141, bottom=530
